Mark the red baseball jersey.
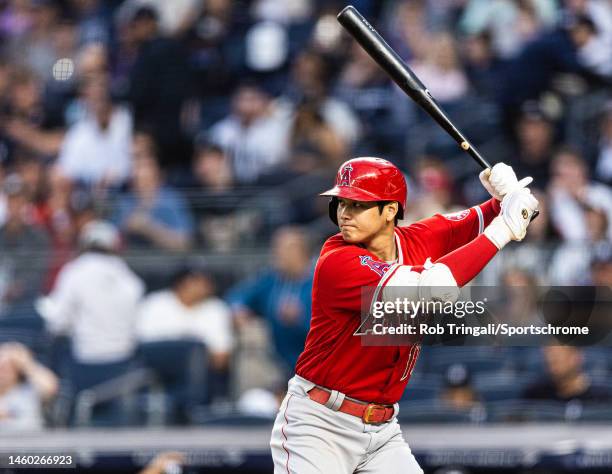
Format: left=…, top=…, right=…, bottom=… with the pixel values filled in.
left=295, top=198, right=501, bottom=404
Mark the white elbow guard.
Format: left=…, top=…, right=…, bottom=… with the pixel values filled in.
left=381, top=261, right=459, bottom=303
left=418, top=261, right=460, bottom=303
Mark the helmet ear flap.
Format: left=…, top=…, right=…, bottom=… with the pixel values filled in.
left=328, top=197, right=339, bottom=226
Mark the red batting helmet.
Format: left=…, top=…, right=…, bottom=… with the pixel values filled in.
left=321, top=157, right=407, bottom=225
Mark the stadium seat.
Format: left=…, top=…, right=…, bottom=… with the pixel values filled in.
left=137, top=340, right=209, bottom=424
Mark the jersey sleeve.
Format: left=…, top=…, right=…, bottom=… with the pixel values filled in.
left=405, top=198, right=501, bottom=260
left=316, top=247, right=398, bottom=314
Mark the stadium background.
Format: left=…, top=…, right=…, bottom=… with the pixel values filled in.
left=0, top=0, right=611, bottom=472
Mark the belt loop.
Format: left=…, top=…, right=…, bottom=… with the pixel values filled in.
left=392, top=403, right=399, bottom=419
left=324, top=390, right=346, bottom=411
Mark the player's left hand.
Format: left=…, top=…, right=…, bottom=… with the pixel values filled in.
left=479, top=163, right=533, bottom=200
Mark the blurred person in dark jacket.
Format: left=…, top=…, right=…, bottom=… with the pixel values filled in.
left=523, top=345, right=612, bottom=403
left=124, top=5, right=192, bottom=169
left=227, top=226, right=313, bottom=373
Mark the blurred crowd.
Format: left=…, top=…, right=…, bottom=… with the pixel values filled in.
left=0, top=0, right=611, bottom=430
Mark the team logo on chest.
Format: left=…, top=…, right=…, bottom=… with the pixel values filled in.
left=339, top=164, right=353, bottom=186
left=359, top=256, right=391, bottom=277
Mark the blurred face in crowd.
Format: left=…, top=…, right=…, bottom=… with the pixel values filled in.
left=429, top=33, right=460, bottom=71
left=233, top=86, right=269, bottom=125
left=517, top=116, right=553, bottom=161
left=132, top=155, right=161, bottom=197
left=130, top=10, right=159, bottom=44
left=463, top=33, right=492, bottom=66
left=81, top=74, right=112, bottom=126
left=543, top=346, right=583, bottom=382
left=272, top=228, right=311, bottom=278
left=551, top=151, right=588, bottom=191
left=77, top=43, right=109, bottom=77
left=292, top=51, right=326, bottom=99
left=337, top=198, right=398, bottom=246
left=11, top=73, right=40, bottom=114
left=175, top=273, right=213, bottom=307
left=5, top=191, right=28, bottom=227
left=0, top=348, right=20, bottom=393
left=194, top=146, right=233, bottom=189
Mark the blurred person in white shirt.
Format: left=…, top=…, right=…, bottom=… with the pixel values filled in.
left=38, top=220, right=144, bottom=364
left=56, top=74, right=132, bottom=188
left=136, top=265, right=233, bottom=372
left=0, top=342, right=58, bottom=431
left=209, top=82, right=290, bottom=184
left=548, top=146, right=612, bottom=242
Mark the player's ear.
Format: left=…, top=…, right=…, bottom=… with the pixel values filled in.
left=386, top=202, right=399, bottom=223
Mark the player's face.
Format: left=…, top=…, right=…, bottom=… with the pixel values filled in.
left=337, top=198, right=388, bottom=243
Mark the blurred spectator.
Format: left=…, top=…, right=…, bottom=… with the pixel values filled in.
left=119, top=0, right=201, bottom=37
left=0, top=66, right=65, bottom=161
left=461, top=31, right=506, bottom=100
left=549, top=205, right=609, bottom=284
left=4, top=0, right=62, bottom=80
left=289, top=99, right=347, bottom=167
left=403, top=157, right=456, bottom=222
left=136, top=265, right=233, bottom=373
left=209, top=82, right=290, bottom=184
left=499, top=268, right=542, bottom=326
left=37, top=220, right=144, bottom=365
left=440, top=363, right=481, bottom=410
left=113, top=133, right=194, bottom=251
left=410, top=32, right=469, bottom=104
left=279, top=49, right=361, bottom=147
left=0, top=342, right=59, bottom=431
left=595, top=101, right=612, bottom=184
left=499, top=13, right=610, bottom=115
left=123, top=5, right=192, bottom=168
left=336, top=42, right=407, bottom=159
left=511, top=102, right=557, bottom=186
left=523, top=345, right=612, bottom=402
left=460, top=0, right=558, bottom=59
left=183, top=0, right=246, bottom=125
left=190, top=140, right=256, bottom=251
left=70, top=0, right=112, bottom=46
left=227, top=226, right=313, bottom=372
left=548, top=146, right=612, bottom=242
left=0, top=174, right=50, bottom=316
left=56, top=73, right=132, bottom=187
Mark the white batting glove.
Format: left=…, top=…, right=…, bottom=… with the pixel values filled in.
left=479, top=163, right=533, bottom=200
left=483, top=188, right=539, bottom=249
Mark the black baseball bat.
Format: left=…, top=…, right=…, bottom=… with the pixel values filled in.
left=337, top=5, right=539, bottom=219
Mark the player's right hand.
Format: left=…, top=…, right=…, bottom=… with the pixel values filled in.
left=479, top=163, right=533, bottom=200
left=483, top=188, right=539, bottom=249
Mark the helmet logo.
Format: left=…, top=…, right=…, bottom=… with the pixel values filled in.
left=339, top=164, right=353, bottom=187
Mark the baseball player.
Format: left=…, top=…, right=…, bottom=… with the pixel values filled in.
left=270, top=157, right=538, bottom=473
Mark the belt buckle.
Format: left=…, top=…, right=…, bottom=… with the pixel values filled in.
left=362, top=403, right=387, bottom=424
